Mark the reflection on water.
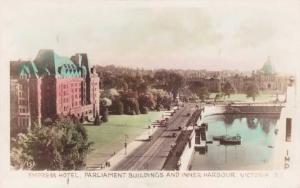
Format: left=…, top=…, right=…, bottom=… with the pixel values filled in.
left=190, top=114, right=279, bottom=170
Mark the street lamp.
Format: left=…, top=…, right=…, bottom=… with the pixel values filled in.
left=124, top=134, right=128, bottom=155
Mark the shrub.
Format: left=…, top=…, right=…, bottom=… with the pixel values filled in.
left=94, top=113, right=101, bottom=125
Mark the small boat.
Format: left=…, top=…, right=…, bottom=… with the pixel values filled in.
left=219, top=134, right=241, bottom=145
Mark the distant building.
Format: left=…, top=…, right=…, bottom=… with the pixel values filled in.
left=10, top=50, right=100, bottom=135
left=186, top=58, right=288, bottom=95
left=253, top=58, right=288, bottom=92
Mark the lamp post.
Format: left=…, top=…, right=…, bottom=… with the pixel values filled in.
left=124, top=134, right=128, bottom=155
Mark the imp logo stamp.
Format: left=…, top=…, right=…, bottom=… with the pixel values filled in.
left=284, top=150, right=290, bottom=169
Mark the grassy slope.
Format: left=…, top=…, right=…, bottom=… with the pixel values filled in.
left=85, top=111, right=163, bottom=166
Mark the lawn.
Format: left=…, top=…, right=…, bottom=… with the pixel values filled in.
left=85, top=111, right=164, bottom=167
left=209, top=92, right=276, bottom=103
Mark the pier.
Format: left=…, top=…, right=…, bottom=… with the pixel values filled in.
left=194, top=123, right=208, bottom=154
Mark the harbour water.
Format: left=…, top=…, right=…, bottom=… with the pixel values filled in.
left=190, top=114, right=280, bottom=170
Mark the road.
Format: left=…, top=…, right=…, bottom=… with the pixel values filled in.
left=112, top=103, right=196, bottom=170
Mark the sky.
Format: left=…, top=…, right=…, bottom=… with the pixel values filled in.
left=1, top=0, right=300, bottom=73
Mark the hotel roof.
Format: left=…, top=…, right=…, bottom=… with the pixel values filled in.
left=34, top=49, right=81, bottom=77
left=10, top=50, right=91, bottom=78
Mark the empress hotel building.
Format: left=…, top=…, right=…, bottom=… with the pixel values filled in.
left=10, top=49, right=100, bottom=134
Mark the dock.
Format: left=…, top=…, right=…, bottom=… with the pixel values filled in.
left=194, top=123, right=208, bottom=153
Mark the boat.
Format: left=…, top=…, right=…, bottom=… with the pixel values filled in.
left=219, top=134, right=241, bottom=145
left=212, top=135, right=226, bottom=141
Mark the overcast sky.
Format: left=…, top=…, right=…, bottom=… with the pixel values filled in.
left=1, top=1, right=300, bottom=73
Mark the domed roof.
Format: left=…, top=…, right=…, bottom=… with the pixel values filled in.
left=261, top=57, right=276, bottom=75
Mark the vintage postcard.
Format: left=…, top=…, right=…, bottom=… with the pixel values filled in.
left=0, top=0, right=299, bottom=187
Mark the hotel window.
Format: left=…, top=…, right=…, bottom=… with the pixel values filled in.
left=18, top=118, right=22, bottom=126
left=20, top=118, right=25, bottom=126
left=24, top=118, right=28, bottom=126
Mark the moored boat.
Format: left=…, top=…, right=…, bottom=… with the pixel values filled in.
left=212, top=135, right=226, bottom=141
left=219, top=134, right=241, bottom=145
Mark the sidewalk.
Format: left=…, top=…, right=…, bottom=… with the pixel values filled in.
left=92, top=109, right=175, bottom=171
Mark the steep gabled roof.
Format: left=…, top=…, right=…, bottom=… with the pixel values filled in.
left=10, top=60, right=39, bottom=78
left=34, top=49, right=81, bottom=77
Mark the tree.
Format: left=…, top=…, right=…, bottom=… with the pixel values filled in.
left=150, top=88, right=171, bottom=110
left=110, top=97, right=124, bottom=115
left=197, top=87, right=209, bottom=101
left=222, top=81, right=235, bottom=98
left=189, top=82, right=209, bottom=101
left=101, top=88, right=119, bottom=99
left=131, top=98, right=140, bottom=115
left=137, top=82, right=149, bottom=94
left=245, top=82, right=259, bottom=101
left=120, top=91, right=140, bottom=115
left=122, top=81, right=129, bottom=91
left=168, top=72, right=185, bottom=101
left=100, top=98, right=112, bottom=122
left=161, top=96, right=172, bottom=110
left=138, top=93, right=155, bottom=114
left=10, top=117, right=93, bottom=170
left=154, top=71, right=185, bottom=101
left=100, top=108, right=109, bottom=122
